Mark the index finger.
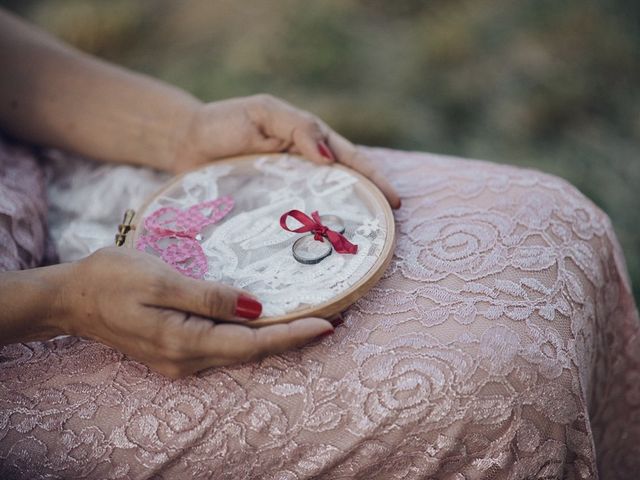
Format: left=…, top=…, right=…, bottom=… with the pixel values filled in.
left=191, top=317, right=334, bottom=364
left=324, top=130, right=401, bottom=209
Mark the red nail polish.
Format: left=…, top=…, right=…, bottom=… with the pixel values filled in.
left=317, top=141, right=335, bottom=161
left=235, top=294, right=262, bottom=320
left=313, top=329, right=334, bottom=342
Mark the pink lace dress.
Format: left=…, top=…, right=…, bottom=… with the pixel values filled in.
left=1, top=139, right=639, bottom=479
left=0, top=138, right=51, bottom=271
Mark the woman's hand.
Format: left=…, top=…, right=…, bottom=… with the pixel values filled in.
left=0, top=247, right=335, bottom=378
left=174, top=94, right=401, bottom=208
left=65, top=247, right=336, bottom=378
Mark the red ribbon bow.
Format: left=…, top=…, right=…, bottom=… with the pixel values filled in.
left=280, top=210, right=358, bottom=255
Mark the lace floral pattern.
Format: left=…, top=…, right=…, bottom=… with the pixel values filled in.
left=1, top=146, right=639, bottom=479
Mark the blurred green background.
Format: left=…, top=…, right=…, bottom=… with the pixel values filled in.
left=3, top=0, right=639, bottom=302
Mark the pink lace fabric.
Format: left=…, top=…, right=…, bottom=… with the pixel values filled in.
left=1, top=146, right=639, bottom=479
left=135, top=196, right=235, bottom=279
left=0, top=137, right=51, bottom=272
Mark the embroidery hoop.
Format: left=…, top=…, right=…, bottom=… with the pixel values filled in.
left=124, top=153, right=396, bottom=326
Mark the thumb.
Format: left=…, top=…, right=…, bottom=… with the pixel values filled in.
left=149, top=271, right=263, bottom=322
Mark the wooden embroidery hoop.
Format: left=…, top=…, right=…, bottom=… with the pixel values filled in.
left=121, top=153, right=396, bottom=326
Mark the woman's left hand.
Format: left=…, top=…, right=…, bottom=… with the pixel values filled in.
left=174, top=94, right=401, bottom=209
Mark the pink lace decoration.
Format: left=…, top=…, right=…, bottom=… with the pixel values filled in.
left=135, top=196, right=234, bottom=278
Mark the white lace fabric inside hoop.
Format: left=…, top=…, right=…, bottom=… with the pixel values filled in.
left=134, top=154, right=392, bottom=319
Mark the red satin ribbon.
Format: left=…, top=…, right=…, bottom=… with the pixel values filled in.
left=280, top=210, right=358, bottom=254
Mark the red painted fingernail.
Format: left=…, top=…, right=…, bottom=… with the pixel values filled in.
left=235, top=294, right=262, bottom=320
left=317, top=141, right=335, bottom=161
left=313, top=329, right=335, bottom=342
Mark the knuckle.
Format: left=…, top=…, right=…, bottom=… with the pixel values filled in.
left=239, top=329, right=261, bottom=362
left=149, top=276, right=171, bottom=302
left=256, top=325, right=287, bottom=357
left=349, top=147, right=365, bottom=163
left=260, top=327, right=280, bottom=352
left=353, top=153, right=375, bottom=175
left=299, top=115, right=320, bottom=133
left=252, top=93, right=276, bottom=106
left=202, top=287, right=229, bottom=318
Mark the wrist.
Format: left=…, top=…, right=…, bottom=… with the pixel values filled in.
left=40, top=262, right=76, bottom=337
left=155, top=93, right=203, bottom=173
left=0, top=262, right=74, bottom=345
left=170, top=102, right=208, bottom=173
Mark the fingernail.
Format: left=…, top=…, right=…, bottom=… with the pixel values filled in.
left=312, top=329, right=335, bottom=342
left=235, top=294, right=262, bottom=320
left=317, top=141, right=335, bottom=162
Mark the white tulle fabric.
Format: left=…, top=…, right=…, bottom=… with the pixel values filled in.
left=137, top=156, right=388, bottom=316
left=1, top=145, right=639, bottom=479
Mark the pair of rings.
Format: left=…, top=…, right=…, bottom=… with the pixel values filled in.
left=292, top=215, right=346, bottom=265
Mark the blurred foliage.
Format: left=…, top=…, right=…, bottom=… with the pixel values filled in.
left=3, top=0, right=639, bottom=301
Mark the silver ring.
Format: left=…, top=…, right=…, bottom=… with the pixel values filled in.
left=292, top=234, right=332, bottom=264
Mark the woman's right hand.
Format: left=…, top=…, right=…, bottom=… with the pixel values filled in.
left=172, top=94, right=402, bottom=209
left=55, top=247, right=335, bottom=378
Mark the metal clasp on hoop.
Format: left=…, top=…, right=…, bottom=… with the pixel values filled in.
left=115, top=209, right=136, bottom=246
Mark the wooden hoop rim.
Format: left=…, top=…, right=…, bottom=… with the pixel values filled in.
left=127, top=153, right=396, bottom=326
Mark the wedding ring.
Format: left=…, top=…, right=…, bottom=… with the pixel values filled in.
left=319, top=214, right=345, bottom=234
left=292, top=234, right=332, bottom=264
